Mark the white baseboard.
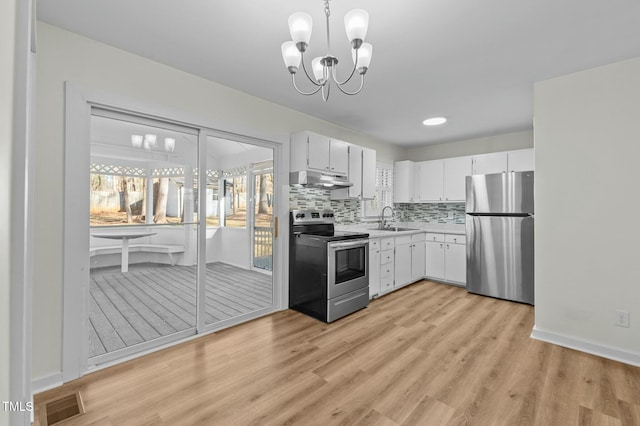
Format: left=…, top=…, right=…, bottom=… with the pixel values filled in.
left=531, top=326, right=640, bottom=367
left=31, top=372, right=63, bottom=395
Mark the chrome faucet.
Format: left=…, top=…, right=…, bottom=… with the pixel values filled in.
left=379, top=205, right=395, bottom=229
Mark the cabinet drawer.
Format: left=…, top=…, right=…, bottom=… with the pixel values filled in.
left=445, top=234, right=466, bottom=244
left=425, top=233, right=445, bottom=243
left=369, top=238, right=380, bottom=250
left=380, top=262, right=394, bottom=279
left=381, top=249, right=394, bottom=265
left=411, top=232, right=426, bottom=243
left=395, top=234, right=412, bottom=245
left=380, top=278, right=394, bottom=293
left=381, top=237, right=395, bottom=250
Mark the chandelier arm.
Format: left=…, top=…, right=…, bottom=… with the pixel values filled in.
left=331, top=58, right=358, bottom=86
left=300, top=52, right=323, bottom=86
left=333, top=73, right=365, bottom=96
left=292, top=74, right=324, bottom=96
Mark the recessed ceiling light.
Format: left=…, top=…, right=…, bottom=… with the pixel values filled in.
left=423, top=117, right=447, bottom=126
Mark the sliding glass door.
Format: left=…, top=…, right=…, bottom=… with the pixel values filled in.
left=84, top=110, right=277, bottom=367
left=201, top=135, right=274, bottom=330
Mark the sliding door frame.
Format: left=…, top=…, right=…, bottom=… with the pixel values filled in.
left=63, top=82, right=286, bottom=382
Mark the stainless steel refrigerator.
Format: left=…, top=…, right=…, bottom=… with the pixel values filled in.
left=465, top=171, right=534, bottom=305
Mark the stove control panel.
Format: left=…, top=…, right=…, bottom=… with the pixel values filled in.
left=291, top=209, right=335, bottom=224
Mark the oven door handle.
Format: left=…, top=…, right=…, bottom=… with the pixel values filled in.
left=328, top=240, right=368, bottom=249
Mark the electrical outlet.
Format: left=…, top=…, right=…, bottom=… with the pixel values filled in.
left=615, top=310, right=630, bottom=328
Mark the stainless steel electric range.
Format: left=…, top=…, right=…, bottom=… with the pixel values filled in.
left=289, top=209, right=370, bottom=322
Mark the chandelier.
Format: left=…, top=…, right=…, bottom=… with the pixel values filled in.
left=281, top=0, right=373, bottom=101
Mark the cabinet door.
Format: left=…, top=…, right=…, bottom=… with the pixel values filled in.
left=347, top=146, right=363, bottom=198
left=329, top=139, right=349, bottom=174
left=507, top=149, right=534, bottom=172
left=361, top=147, right=376, bottom=199
left=443, top=156, right=472, bottom=201
left=411, top=241, right=426, bottom=281
left=425, top=241, right=445, bottom=280
left=369, top=247, right=381, bottom=299
left=393, top=161, right=415, bottom=203
left=472, top=152, right=507, bottom=175
left=419, top=160, right=444, bottom=201
left=394, top=243, right=412, bottom=287
left=445, top=242, right=466, bottom=284
left=307, top=132, right=331, bottom=171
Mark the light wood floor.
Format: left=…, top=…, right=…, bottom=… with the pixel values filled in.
left=89, top=262, right=272, bottom=358
left=34, top=281, right=640, bottom=425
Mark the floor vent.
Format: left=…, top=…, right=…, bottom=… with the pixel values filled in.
left=41, top=391, right=85, bottom=426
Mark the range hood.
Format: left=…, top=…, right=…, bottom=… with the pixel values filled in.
left=290, top=170, right=353, bottom=189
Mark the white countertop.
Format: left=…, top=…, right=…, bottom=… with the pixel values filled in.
left=336, top=222, right=465, bottom=237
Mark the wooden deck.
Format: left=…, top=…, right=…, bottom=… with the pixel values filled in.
left=89, top=262, right=272, bottom=358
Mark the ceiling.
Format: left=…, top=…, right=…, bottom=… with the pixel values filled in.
left=38, top=0, right=640, bottom=147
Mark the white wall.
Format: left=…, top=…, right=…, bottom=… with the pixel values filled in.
left=1, top=1, right=17, bottom=423
left=534, top=57, right=640, bottom=363
left=405, top=130, right=533, bottom=161
left=33, top=22, right=404, bottom=381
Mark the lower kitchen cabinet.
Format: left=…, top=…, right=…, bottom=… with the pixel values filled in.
left=444, top=235, right=466, bottom=284
left=411, top=232, right=426, bottom=282
left=369, top=238, right=381, bottom=299
left=394, top=235, right=412, bottom=288
left=425, top=233, right=466, bottom=286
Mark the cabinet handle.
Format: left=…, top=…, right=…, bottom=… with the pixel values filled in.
left=447, top=244, right=450, bottom=249
left=440, top=244, right=443, bottom=248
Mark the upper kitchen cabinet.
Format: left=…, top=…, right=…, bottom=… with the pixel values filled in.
left=443, top=157, right=472, bottom=201
left=331, top=146, right=376, bottom=200
left=472, top=152, right=508, bottom=175
left=507, top=149, right=534, bottom=172
left=418, top=160, right=444, bottom=202
left=394, top=160, right=419, bottom=203
left=291, top=131, right=349, bottom=175
left=418, top=156, right=471, bottom=202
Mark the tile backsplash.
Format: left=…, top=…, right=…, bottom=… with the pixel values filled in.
left=289, top=187, right=465, bottom=225
left=289, top=187, right=362, bottom=224
left=394, top=202, right=466, bottom=224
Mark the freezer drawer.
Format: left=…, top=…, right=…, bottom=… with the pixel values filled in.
left=466, top=215, right=534, bottom=305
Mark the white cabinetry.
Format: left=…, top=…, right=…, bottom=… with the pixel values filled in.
left=425, top=233, right=466, bottom=286
left=443, top=157, right=472, bottom=201
left=393, top=161, right=418, bottom=203
left=411, top=233, right=426, bottom=282
left=418, top=160, right=444, bottom=202
left=291, top=131, right=349, bottom=175
left=425, top=233, right=445, bottom=280
left=444, top=235, right=466, bottom=285
left=471, top=149, right=535, bottom=175
left=472, top=152, right=508, bottom=175
left=507, top=149, right=534, bottom=172
left=380, top=236, right=395, bottom=295
left=331, top=146, right=376, bottom=200
left=418, top=157, right=471, bottom=202
left=368, top=238, right=381, bottom=299
left=394, top=235, right=412, bottom=288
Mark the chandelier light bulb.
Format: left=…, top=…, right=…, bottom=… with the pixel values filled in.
left=352, top=43, right=373, bottom=74
left=144, top=134, right=157, bottom=147
left=131, top=134, right=143, bottom=148
left=288, top=12, right=312, bottom=50
left=312, top=57, right=325, bottom=82
left=164, top=137, right=176, bottom=153
left=281, top=41, right=301, bottom=72
left=344, top=9, right=369, bottom=47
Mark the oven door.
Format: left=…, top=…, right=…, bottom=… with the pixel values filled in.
left=327, top=239, right=369, bottom=299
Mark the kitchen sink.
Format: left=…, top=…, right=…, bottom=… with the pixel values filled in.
left=377, top=227, right=419, bottom=232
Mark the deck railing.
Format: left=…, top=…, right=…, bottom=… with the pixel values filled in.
left=253, top=226, right=273, bottom=271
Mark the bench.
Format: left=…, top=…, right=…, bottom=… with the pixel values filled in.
left=89, top=244, right=185, bottom=265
